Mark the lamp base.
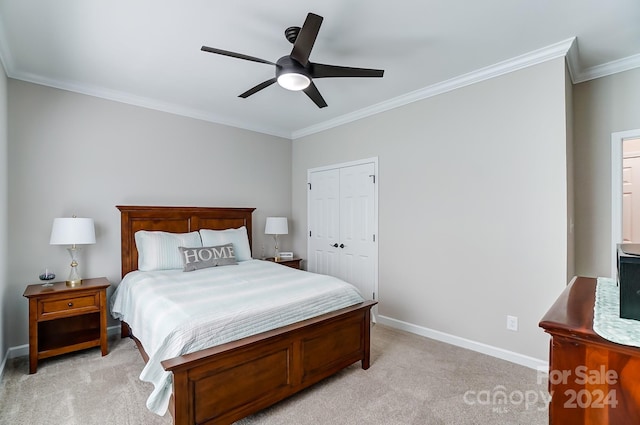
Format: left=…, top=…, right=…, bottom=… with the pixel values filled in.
left=66, top=279, right=82, bottom=288
left=66, top=247, right=83, bottom=287
left=274, top=234, right=280, bottom=262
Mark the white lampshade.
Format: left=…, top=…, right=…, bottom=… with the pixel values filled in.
left=265, top=217, right=288, bottom=235
left=50, top=217, right=96, bottom=245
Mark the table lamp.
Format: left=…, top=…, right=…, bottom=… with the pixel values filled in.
left=50, top=216, right=96, bottom=287
left=265, top=217, right=288, bottom=261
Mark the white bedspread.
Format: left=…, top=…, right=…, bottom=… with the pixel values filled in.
left=110, top=259, right=364, bottom=415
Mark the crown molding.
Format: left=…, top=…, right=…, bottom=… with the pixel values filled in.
left=564, top=37, right=581, bottom=84
left=6, top=70, right=292, bottom=139
left=292, top=38, right=576, bottom=139
left=3, top=32, right=638, bottom=140
left=572, top=53, right=640, bottom=84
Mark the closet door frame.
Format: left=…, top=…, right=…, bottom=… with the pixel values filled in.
left=307, top=157, right=379, bottom=303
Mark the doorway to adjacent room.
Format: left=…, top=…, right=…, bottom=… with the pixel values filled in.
left=611, top=129, right=640, bottom=277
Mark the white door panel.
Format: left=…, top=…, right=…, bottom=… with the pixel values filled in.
left=308, top=161, right=377, bottom=300
left=312, top=249, right=340, bottom=276
left=308, top=169, right=340, bottom=274
left=341, top=254, right=374, bottom=299
left=339, top=163, right=376, bottom=299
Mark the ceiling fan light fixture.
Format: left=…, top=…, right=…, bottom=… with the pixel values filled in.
left=201, top=13, right=383, bottom=108
left=277, top=72, right=310, bottom=91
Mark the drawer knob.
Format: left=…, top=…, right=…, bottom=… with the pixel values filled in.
left=68, top=302, right=73, bottom=307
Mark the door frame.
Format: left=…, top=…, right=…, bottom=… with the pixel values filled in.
left=611, top=129, right=640, bottom=277
left=307, top=157, right=379, bottom=301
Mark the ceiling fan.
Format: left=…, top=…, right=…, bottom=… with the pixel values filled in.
left=201, top=12, right=384, bottom=108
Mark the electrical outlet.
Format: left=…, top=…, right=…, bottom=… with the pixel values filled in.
left=506, top=315, right=518, bottom=331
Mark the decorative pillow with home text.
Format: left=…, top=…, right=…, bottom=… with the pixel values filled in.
left=178, top=243, right=237, bottom=271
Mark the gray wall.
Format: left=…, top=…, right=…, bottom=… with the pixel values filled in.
left=574, top=68, right=640, bottom=277
left=4, top=58, right=639, bottom=365
left=6, top=80, right=292, bottom=348
left=292, top=58, right=570, bottom=361
left=0, top=61, right=8, bottom=364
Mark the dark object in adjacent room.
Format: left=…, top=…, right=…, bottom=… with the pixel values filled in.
left=617, top=243, right=640, bottom=321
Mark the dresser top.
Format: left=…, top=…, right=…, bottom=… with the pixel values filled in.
left=539, top=276, right=640, bottom=356
left=23, top=276, right=110, bottom=298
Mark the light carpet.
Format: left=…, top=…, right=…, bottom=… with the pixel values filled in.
left=0, top=325, right=548, bottom=424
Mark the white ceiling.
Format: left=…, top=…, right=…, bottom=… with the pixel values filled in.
left=1, top=1, right=639, bottom=139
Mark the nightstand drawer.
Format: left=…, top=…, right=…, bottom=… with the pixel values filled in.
left=39, top=293, right=99, bottom=318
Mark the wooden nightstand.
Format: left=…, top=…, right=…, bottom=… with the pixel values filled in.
left=265, top=257, right=303, bottom=269
left=23, top=276, right=110, bottom=374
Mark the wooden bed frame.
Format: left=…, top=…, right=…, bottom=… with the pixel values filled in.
left=117, top=205, right=377, bottom=425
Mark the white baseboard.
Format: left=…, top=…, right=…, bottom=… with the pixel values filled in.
left=0, top=325, right=122, bottom=380
left=106, top=324, right=121, bottom=337
left=5, top=343, right=28, bottom=360
left=377, top=315, right=548, bottom=371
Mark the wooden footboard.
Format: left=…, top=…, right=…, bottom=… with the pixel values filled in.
left=160, top=300, right=376, bottom=425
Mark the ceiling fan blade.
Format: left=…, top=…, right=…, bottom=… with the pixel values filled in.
left=239, top=78, right=277, bottom=98
left=201, top=46, right=275, bottom=66
left=290, top=13, right=323, bottom=66
left=310, top=63, right=384, bottom=79
left=303, top=81, right=328, bottom=108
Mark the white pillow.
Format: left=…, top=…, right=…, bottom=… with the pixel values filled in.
left=199, top=226, right=252, bottom=261
left=135, top=230, right=202, bottom=271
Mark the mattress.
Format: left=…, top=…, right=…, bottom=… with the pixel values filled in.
left=110, top=259, right=364, bottom=415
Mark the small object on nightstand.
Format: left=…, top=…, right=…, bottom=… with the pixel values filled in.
left=265, top=257, right=302, bottom=269
left=38, top=269, right=56, bottom=287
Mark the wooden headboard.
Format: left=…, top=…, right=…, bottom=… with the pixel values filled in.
left=117, top=205, right=255, bottom=277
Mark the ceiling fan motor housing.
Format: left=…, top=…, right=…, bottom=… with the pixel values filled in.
left=276, top=56, right=311, bottom=90
left=276, top=56, right=309, bottom=77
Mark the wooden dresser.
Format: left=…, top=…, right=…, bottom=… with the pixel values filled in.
left=539, top=276, right=640, bottom=424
